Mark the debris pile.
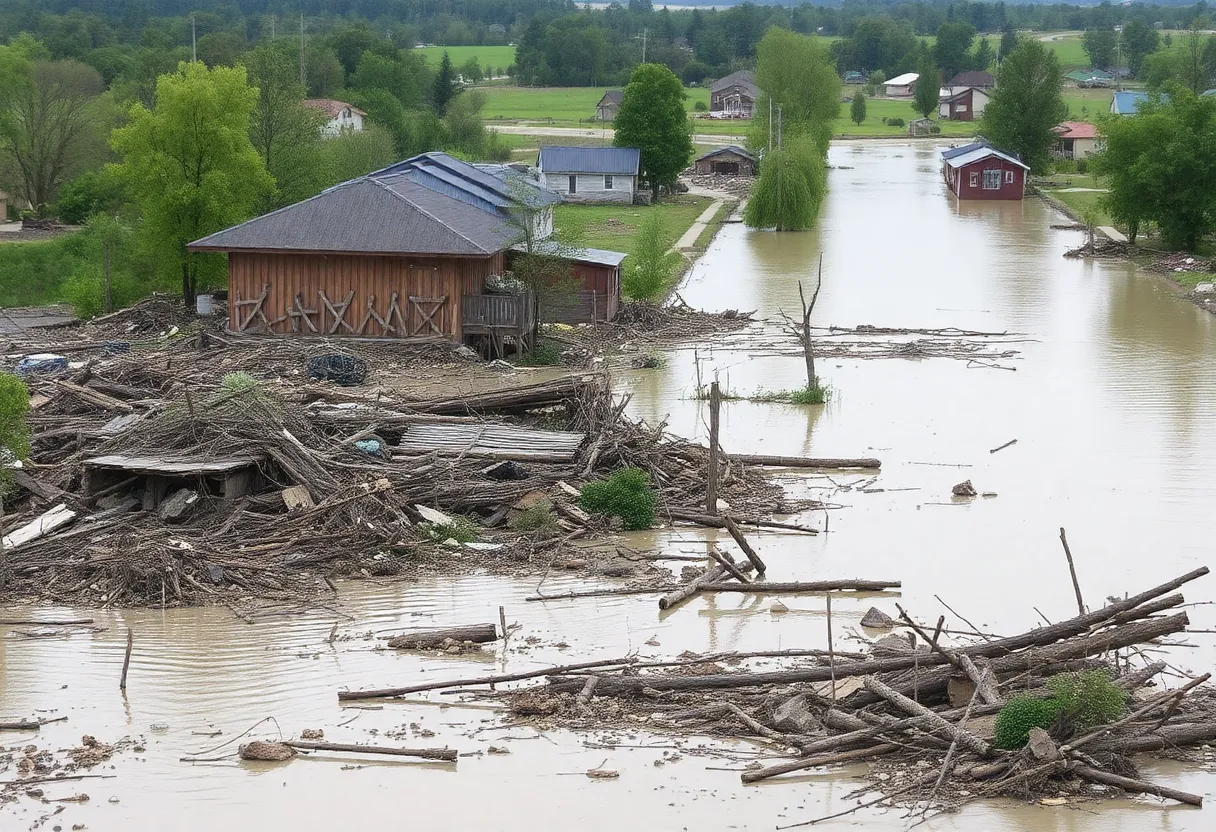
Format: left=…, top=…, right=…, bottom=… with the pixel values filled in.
left=683, top=173, right=754, bottom=197
left=1145, top=252, right=1215, bottom=275
left=342, top=568, right=1216, bottom=816
left=1064, top=238, right=1133, bottom=259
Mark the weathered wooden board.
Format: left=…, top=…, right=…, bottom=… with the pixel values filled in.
left=394, top=423, right=586, bottom=462
left=83, top=454, right=264, bottom=476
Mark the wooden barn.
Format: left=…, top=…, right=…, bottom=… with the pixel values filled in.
left=508, top=242, right=626, bottom=323
left=694, top=146, right=756, bottom=176
left=710, top=70, right=757, bottom=116
left=941, top=142, right=1028, bottom=201
left=937, top=87, right=990, bottom=122
left=188, top=152, right=626, bottom=349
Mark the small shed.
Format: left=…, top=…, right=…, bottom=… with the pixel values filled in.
left=82, top=453, right=265, bottom=508
left=1053, top=122, right=1101, bottom=159
left=507, top=241, right=626, bottom=323
left=710, top=70, right=758, bottom=116
left=694, top=146, right=757, bottom=176
left=1110, top=91, right=1149, bottom=115
left=596, top=90, right=622, bottom=121
left=538, top=146, right=640, bottom=204
left=907, top=117, right=936, bottom=137
left=941, top=142, right=1028, bottom=201
left=884, top=72, right=919, bottom=98
left=938, top=87, right=990, bottom=121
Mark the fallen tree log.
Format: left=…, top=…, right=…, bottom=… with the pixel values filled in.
left=1093, top=721, right=1216, bottom=753
left=722, top=515, right=766, bottom=573
left=338, top=656, right=636, bottom=700
left=664, top=508, right=819, bottom=535
left=0, top=721, right=40, bottom=731
left=659, top=557, right=755, bottom=610
left=386, top=624, right=498, bottom=649
left=741, top=743, right=900, bottom=783
left=1072, top=765, right=1202, bottom=806
left=863, top=676, right=992, bottom=758
left=699, top=580, right=901, bottom=593
left=728, top=454, right=881, bottom=470
left=284, top=740, right=457, bottom=762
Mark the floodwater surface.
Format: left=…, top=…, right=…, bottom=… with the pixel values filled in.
left=3, top=141, right=1215, bottom=830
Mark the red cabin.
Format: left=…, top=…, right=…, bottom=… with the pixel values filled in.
left=941, top=142, right=1029, bottom=201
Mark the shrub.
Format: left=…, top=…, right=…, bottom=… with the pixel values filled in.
left=993, top=695, right=1061, bottom=749
left=694, top=100, right=707, bottom=112
left=424, top=516, right=481, bottom=544
left=509, top=500, right=561, bottom=538
left=0, top=374, right=31, bottom=497
left=929, top=124, right=941, bottom=134
left=622, top=213, right=681, bottom=301
left=887, top=117, right=905, bottom=128
left=579, top=467, right=657, bottom=530
left=515, top=340, right=561, bottom=366
left=55, top=169, right=126, bottom=225
left=1047, top=670, right=1125, bottom=729
left=787, top=382, right=829, bottom=405
left=1075, top=157, right=1089, bottom=174
left=221, top=372, right=260, bottom=394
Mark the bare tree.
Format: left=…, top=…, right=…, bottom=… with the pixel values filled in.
left=0, top=60, right=103, bottom=214
left=778, top=254, right=823, bottom=393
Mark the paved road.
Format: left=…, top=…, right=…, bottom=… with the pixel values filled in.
left=489, top=124, right=747, bottom=145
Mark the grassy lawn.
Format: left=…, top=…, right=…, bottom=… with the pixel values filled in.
left=556, top=196, right=712, bottom=258
left=1037, top=170, right=1112, bottom=225
left=834, top=96, right=976, bottom=137
left=415, top=45, right=516, bottom=71
left=1061, top=87, right=1119, bottom=121
left=481, top=85, right=709, bottom=125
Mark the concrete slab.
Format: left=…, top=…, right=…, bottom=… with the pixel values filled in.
left=1098, top=226, right=1128, bottom=243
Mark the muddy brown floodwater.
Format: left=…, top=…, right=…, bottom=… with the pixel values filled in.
left=3, top=141, right=1215, bottom=830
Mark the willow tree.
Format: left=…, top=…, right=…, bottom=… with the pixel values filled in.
left=111, top=62, right=272, bottom=305
left=744, top=149, right=815, bottom=231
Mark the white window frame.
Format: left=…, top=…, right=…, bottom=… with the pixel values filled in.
left=1005, top=170, right=1015, bottom=184
left=604, top=175, right=614, bottom=190
left=982, top=169, right=1002, bottom=190
left=969, top=171, right=979, bottom=188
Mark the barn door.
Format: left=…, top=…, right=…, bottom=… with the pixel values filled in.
left=408, top=295, right=448, bottom=336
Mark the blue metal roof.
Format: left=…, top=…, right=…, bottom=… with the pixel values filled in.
left=941, top=140, right=988, bottom=161
left=1110, top=91, right=1149, bottom=115
left=539, top=146, right=640, bottom=175
left=368, top=152, right=559, bottom=215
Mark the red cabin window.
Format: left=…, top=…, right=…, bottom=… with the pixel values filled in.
left=1005, top=170, right=1015, bottom=184
left=969, top=171, right=979, bottom=188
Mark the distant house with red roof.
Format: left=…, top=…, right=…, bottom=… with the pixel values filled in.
left=1052, top=122, right=1101, bottom=159
left=304, top=99, right=366, bottom=136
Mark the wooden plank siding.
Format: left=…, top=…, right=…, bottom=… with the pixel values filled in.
left=504, top=252, right=620, bottom=324
left=227, top=251, right=503, bottom=340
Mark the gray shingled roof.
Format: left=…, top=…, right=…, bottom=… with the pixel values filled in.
left=188, top=175, right=522, bottom=256
left=599, top=90, right=623, bottom=104
left=698, top=145, right=756, bottom=162
left=710, top=69, right=757, bottom=96
left=538, top=146, right=640, bottom=175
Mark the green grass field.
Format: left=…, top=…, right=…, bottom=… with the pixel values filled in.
left=415, top=45, right=516, bottom=72
left=556, top=197, right=712, bottom=259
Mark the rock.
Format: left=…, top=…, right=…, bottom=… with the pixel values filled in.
left=1195, top=283, right=1215, bottom=294
left=860, top=607, right=896, bottom=629
left=598, top=560, right=634, bottom=578
left=487, top=359, right=515, bottom=372
left=487, top=745, right=510, bottom=754
left=1027, top=727, right=1060, bottom=762
left=952, top=479, right=978, bottom=497
left=204, top=563, right=225, bottom=584
left=947, top=676, right=977, bottom=707
left=771, top=694, right=821, bottom=734
left=770, top=600, right=789, bottom=614
left=239, top=741, right=296, bottom=762
left=300, top=728, right=324, bottom=740
left=158, top=489, right=199, bottom=522
left=454, top=345, right=478, bottom=360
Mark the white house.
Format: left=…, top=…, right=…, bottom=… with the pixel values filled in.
left=538, top=146, right=640, bottom=205
left=304, top=99, right=366, bottom=136
left=883, top=72, right=919, bottom=98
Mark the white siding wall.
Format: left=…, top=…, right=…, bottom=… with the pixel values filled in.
left=320, top=109, right=365, bottom=137
left=543, top=172, right=635, bottom=204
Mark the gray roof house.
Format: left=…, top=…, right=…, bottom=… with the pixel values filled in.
left=189, top=151, right=624, bottom=343
left=538, top=146, right=641, bottom=204
left=596, top=90, right=622, bottom=121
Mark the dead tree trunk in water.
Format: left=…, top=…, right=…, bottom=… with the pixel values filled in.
left=781, top=254, right=823, bottom=391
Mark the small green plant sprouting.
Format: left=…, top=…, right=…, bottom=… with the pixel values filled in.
left=786, top=381, right=829, bottom=405
left=579, top=467, right=657, bottom=530
left=993, top=695, right=1062, bottom=750
left=424, top=516, right=481, bottom=544
left=1047, top=670, right=1126, bottom=729
left=0, top=373, right=32, bottom=499
left=515, top=340, right=561, bottom=367
left=221, top=371, right=260, bottom=394
left=508, top=500, right=562, bottom=538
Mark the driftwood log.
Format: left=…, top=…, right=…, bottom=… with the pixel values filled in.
left=386, top=623, right=498, bottom=649
left=659, top=557, right=755, bottom=610
left=728, top=453, right=881, bottom=469
left=698, top=579, right=901, bottom=593
left=284, top=740, right=458, bottom=762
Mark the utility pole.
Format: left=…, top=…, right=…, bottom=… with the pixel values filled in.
left=299, top=13, right=306, bottom=88
left=635, top=28, right=648, bottom=62
left=777, top=105, right=783, bottom=151
left=191, top=16, right=196, bottom=62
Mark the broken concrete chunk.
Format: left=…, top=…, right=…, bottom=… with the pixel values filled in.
left=952, top=479, right=978, bottom=497
left=860, top=607, right=896, bottom=629
left=415, top=505, right=454, bottom=525
left=238, top=741, right=296, bottom=761
left=771, top=694, right=821, bottom=734
left=158, top=489, right=199, bottom=523
left=281, top=485, right=315, bottom=511
left=1027, top=727, right=1060, bottom=761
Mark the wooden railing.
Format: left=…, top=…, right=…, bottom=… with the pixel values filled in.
left=462, top=292, right=535, bottom=332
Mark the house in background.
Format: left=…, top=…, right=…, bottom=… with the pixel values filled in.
left=1053, top=122, right=1101, bottom=159
left=538, top=146, right=639, bottom=204
left=938, top=87, right=990, bottom=121
left=187, top=151, right=625, bottom=346
left=1110, top=91, right=1149, bottom=115
left=595, top=90, right=622, bottom=121
left=843, top=71, right=866, bottom=85
left=694, top=146, right=757, bottom=176
left=941, top=141, right=1028, bottom=200
left=1066, top=68, right=1115, bottom=88
left=304, top=99, right=366, bottom=135
left=945, top=70, right=995, bottom=95
left=883, top=72, right=919, bottom=97
left=710, top=69, right=758, bottom=116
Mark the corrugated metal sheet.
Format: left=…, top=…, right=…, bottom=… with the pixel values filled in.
left=509, top=240, right=627, bottom=267
left=885, top=72, right=920, bottom=86
left=395, top=423, right=586, bottom=461
left=84, top=454, right=263, bottom=475
left=189, top=177, right=520, bottom=256
left=539, top=147, right=641, bottom=175
left=941, top=141, right=987, bottom=161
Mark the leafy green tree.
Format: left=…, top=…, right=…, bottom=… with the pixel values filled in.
left=245, top=46, right=329, bottom=211
left=0, top=51, right=104, bottom=214
left=321, top=124, right=397, bottom=184
left=1083, top=28, right=1118, bottom=69
left=351, top=51, right=431, bottom=111
left=1093, top=89, right=1216, bottom=250
left=432, top=50, right=459, bottom=116
left=622, top=212, right=681, bottom=301
left=111, top=61, right=272, bottom=304
left=55, top=168, right=125, bottom=224
left=934, top=22, right=976, bottom=81
left=752, top=28, right=840, bottom=151
left=459, top=57, right=483, bottom=84
left=850, top=91, right=866, bottom=126
left=613, top=63, right=693, bottom=200
left=1178, top=22, right=1216, bottom=94
left=980, top=40, right=1067, bottom=174
left=1121, top=19, right=1160, bottom=78
left=745, top=148, right=815, bottom=231
left=972, top=38, right=995, bottom=72
left=913, top=56, right=939, bottom=119
left=999, top=26, right=1018, bottom=62
left=0, top=371, right=31, bottom=587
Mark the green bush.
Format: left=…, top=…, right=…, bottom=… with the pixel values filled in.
left=55, top=169, right=126, bottom=225
left=508, top=500, right=561, bottom=538
left=693, top=100, right=707, bottom=112
left=1075, top=157, right=1089, bottom=175
left=515, top=340, right=561, bottom=366
left=887, top=117, right=905, bottom=127
left=579, top=467, right=657, bottom=530
left=424, top=516, right=481, bottom=544
left=787, top=381, right=829, bottom=405
left=1047, top=670, right=1125, bottom=729
left=0, top=374, right=31, bottom=498
left=993, top=695, right=1062, bottom=749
